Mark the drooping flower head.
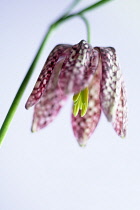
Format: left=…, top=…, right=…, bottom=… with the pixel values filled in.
left=25, top=40, right=127, bottom=146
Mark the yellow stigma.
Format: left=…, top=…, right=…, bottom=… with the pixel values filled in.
left=72, top=87, right=89, bottom=117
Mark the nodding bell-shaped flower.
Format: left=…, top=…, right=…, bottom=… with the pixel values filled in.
left=25, top=40, right=127, bottom=146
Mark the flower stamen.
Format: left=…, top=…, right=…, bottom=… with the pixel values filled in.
left=73, top=87, right=89, bottom=117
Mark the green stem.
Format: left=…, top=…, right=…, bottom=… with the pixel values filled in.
left=56, top=0, right=113, bottom=23
left=77, top=0, right=112, bottom=15
left=0, top=25, right=56, bottom=144
left=51, top=0, right=113, bottom=26
left=0, top=0, right=113, bottom=145
left=79, top=15, right=91, bottom=43
left=61, top=0, right=83, bottom=17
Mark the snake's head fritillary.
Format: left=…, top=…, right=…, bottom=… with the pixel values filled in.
left=25, top=40, right=127, bottom=146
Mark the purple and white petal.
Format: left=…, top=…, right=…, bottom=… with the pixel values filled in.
left=59, top=40, right=99, bottom=94
left=96, top=47, right=122, bottom=121
left=31, top=87, right=67, bottom=132
left=71, top=61, right=102, bottom=146
left=112, top=79, right=127, bottom=137
left=31, top=64, right=68, bottom=132
left=25, top=44, right=71, bottom=109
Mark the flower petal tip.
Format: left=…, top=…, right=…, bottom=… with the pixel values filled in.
left=77, top=138, right=88, bottom=147
left=120, top=132, right=126, bottom=139
left=115, top=129, right=126, bottom=139
left=25, top=100, right=33, bottom=110
left=31, top=122, right=38, bottom=133
left=25, top=104, right=30, bottom=110
left=79, top=142, right=87, bottom=147
left=31, top=128, right=36, bottom=133
left=121, top=136, right=126, bottom=139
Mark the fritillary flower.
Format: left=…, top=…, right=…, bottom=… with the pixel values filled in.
left=25, top=40, right=127, bottom=146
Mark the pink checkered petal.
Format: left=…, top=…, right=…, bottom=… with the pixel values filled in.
left=59, top=40, right=99, bottom=94
left=96, top=47, right=122, bottom=121
left=112, top=79, right=127, bottom=137
left=31, top=87, right=67, bottom=132
left=25, top=44, right=71, bottom=109
left=71, top=61, right=102, bottom=146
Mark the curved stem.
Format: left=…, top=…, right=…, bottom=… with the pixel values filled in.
left=79, top=15, right=91, bottom=43
left=0, top=25, right=56, bottom=144
left=0, top=0, right=113, bottom=145
left=57, top=0, right=112, bottom=23
left=61, top=0, right=83, bottom=17
left=77, top=0, right=112, bottom=15
left=51, top=0, right=113, bottom=26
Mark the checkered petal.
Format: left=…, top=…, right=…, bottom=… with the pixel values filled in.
left=31, top=60, right=68, bottom=132
left=71, top=61, right=102, bottom=146
left=112, top=79, right=127, bottom=137
left=59, top=40, right=99, bottom=94
left=25, top=44, right=71, bottom=109
left=31, top=87, right=67, bottom=132
left=96, top=47, right=122, bottom=121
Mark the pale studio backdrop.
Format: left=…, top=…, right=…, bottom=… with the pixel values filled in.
left=0, top=0, right=140, bottom=210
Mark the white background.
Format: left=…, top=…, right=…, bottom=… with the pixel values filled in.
left=0, top=0, right=140, bottom=209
